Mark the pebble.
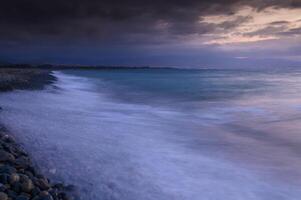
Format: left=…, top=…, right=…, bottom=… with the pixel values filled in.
left=6, top=190, right=17, bottom=199
left=15, top=194, right=30, bottom=200
left=37, top=178, right=50, bottom=190
left=21, top=178, right=34, bottom=193
left=0, top=165, right=16, bottom=174
left=0, top=192, right=7, bottom=200
left=0, top=126, right=73, bottom=200
left=9, top=173, right=20, bottom=184
left=0, top=151, right=14, bottom=162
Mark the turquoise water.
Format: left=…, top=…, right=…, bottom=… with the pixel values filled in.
left=64, top=69, right=272, bottom=104
left=1, top=68, right=301, bottom=200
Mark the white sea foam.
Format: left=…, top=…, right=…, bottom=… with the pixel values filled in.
left=0, top=71, right=301, bottom=200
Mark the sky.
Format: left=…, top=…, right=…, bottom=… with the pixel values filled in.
left=0, top=0, right=301, bottom=68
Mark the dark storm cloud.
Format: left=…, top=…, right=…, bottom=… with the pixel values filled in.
left=0, top=0, right=300, bottom=43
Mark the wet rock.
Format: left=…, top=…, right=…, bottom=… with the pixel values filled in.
left=32, top=191, right=54, bottom=200
left=0, top=192, right=8, bottom=200
left=0, top=174, right=9, bottom=184
left=37, top=178, right=50, bottom=190
left=11, top=182, right=21, bottom=193
left=0, top=165, right=16, bottom=174
left=24, top=171, right=34, bottom=180
left=31, top=187, right=41, bottom=197
left=9, top=173, right=20, bottom=184
left=15, top=194, right=30, bottom=200
left=15, top=156, right=30, bottom=169
left=39, top=191, right=54, bottom=200
left=48, top=189, right=58, bottom=199
left=6, top=190, right=17, bottom=199
left=21, top=178, right=34, bottom=193
left=2, top=135, right=14, bottom=144
left=0, top=151, right=15, bottom=162
left=58, top=192, right=70, bottom=200
left=0, top=183, right=6, bottom=192
left=27, top=166, right=36, bottom=175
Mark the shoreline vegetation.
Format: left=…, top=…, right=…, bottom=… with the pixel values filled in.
left=0, top=68, right=73, bottom=200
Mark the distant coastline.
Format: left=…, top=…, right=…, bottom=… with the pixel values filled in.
left=0, top=64, right=158, bottom=70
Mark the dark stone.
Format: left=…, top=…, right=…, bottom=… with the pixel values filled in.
left=27, top=166, right=36, bottom=175
left=0, top=165, right=16, bottom=174
left=31, top=187, right=41, bottom=197
left=0, top=192, right=8, bottom=200
left=21, top=178, right=34, bottom=193
left=15, top=156, right=30, bottom=168
left=0, top=174, right=9, bottom=184
left=19, top=193, right=31, bottom=198
left=58, top=192, right=70, bottom=200
left=2, top=135, right=14, bottom=143
left=39, top=192, right=54, bottom=200
left=52, top=183, right=64, bottom=190
left=19, top=174, right=29, bottom=182
left=15, top=194, right=30, bottom=200
left=9, top=173, right=20, bottom=184
left=48, top=189, right=59, bottom=200
left=24, top=171, right=34, bottom=180
left=0, top=183, right=7, bottom=192
left=0, top=150, right=15, bottom=162
left=37, top=178, right=50, bottom=190
left=7, top=190, right=17, bottom=199
left=11, top=182, right=21, bottom=193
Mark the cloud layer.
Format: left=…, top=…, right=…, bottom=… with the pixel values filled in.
left=0, top=0, right=301, bottom=66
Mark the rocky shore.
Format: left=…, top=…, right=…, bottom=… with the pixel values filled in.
left=0, top=127, right=72, bottom=200
left=0, top=68, right=56, bottom=92
left=0, top=68, right=73, bottom=200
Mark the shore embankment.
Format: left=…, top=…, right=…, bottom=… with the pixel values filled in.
left=0, top=68, right=73, bottom=200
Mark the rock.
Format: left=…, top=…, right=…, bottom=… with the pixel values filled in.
left=31, top=191, right=54, bottom=200
left=0, top=183, right=7, bottom=192
left=11, top=182, right=21, bottom=193
left=21, top=178, right=34, bottom=193
left=6, top=190, right=17, bottom=199
left=31, top=187, right=41, bottom=197
left=2, top=135, right=14, bottom=143
left=15, top=194, right=30, bottom=200
left=0, top=174, right=9, bottom=184
left=48, top=189, right=58, bottom=199
left=52, top=183, right=64, bottom=190
left=24, top=171, right=34, bottom=180
left=58, top=192, right=70, bottom=200
left=38, top=191, right=54, bottom=200
left=9, top=173, right=20, bottom=184
left=0, top=150, right=15, bottom=162
left=37, top=178, right=50, bottom=190
left=27, top=166, right=36, bottom=175
left=19, top=174, right=29, bottom=182
left=0, top=192, right=8, bottom=200
left=0, top=165, right=16, bottom=174
left=15, top=156, right=30, bottom=168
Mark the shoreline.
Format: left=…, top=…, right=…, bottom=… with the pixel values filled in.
left=0, top=69, right=73, bottom=200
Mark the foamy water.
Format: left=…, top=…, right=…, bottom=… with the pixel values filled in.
left=1, top=69, right=301, bottom=200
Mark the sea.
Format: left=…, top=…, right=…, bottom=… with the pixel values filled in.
left=1, top=68, right=301, bottom=200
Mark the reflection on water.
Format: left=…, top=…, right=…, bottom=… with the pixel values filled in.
left=0, top=68, right=301, bottom=200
